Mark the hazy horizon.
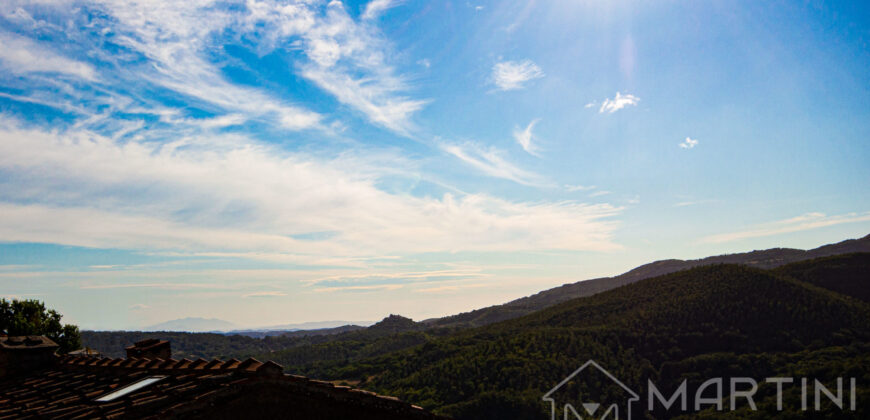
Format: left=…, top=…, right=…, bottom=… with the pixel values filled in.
left=1, top=1, right=869, bottom=330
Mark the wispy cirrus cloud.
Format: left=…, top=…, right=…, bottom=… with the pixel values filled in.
left=564, top=184, right=596, bottom=192
left=305, top=269, right=485, bottom=289
left=513, top=118, right=542, bottom=157
left=599, top=92, right=640, bottom=113
left=314, top=284, right=404, bottom=293
left=93, top=0, right=323, bottom=131
left=296, top=1, right=427, bottom=135
left=1, top=1, right=426, bottom=135
left=362, top=0, right=402, bottom=20
left=416, top=283, right=486, bottom=293
left=0, top=31, right=96, bottom=81
left=674, top=199, right=715, bottom=207
left=491, top=59, right=544, bottom=91
left=701, top=212, right=870, bottom=244
left=441, top=141, right=546, bottom=186
left=242, top=291, right=287, bottom=298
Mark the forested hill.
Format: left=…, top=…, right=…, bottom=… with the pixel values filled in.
left=320, top=256, right=870, bottom=419
left=773, top=252, right=870, bottom=303
left=422, top=233, right=870, bottom=329
left=81, top=314, right=425, bottom=360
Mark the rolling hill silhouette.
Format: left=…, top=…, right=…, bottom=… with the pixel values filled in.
left=423, top=234, right=870, bottom=329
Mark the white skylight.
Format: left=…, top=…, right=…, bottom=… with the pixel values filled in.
left=95, top=375, right=167, bottom=402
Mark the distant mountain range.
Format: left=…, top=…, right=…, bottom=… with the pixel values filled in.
left=141, top=318, right=372, bottom=334
left=144, top=317, right=237, bottom=332
left=422, top=233, right=870, bottom=329
left=225, top=321, right=374, bottom=337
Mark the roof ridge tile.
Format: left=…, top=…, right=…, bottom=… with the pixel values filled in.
left=219, top=359, right=240, bottom=370
left=157, top=359, right=178, bottom=370
left=255, top=361, right=283, bottom=378
left=189, top=359, right=208, bottom=370
left=203, top=359, right=222, bottom=370
left=237, top=358, right=261, bottom=371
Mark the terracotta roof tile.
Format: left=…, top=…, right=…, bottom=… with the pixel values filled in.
left=119, top=359, right=137, bottom=368
left=203, top=359, right=222, bottom=370
left=188, top=359, right=208, bottom=370
left=132, top=359, right=151, bottom=369
left=237, top=358, right=262, bottom=373
left=255, top=360, right=283, bottom=377
left=219, top=358, right=240, bottom=370
left=156, top=359, right=178, bottom=370
left=173, top=359, right=193, bottom=370
left=0, top=348, right=447, bottom=420
left=143, top=359, right=163, bottom=369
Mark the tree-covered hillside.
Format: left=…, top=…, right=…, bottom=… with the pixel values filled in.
left=294, top=259, right=870, bottom=419
left=81, top=314, right=430, bottom=360
left=773, top=252, right=870, bottom=303
left=422, top=234, right=870, bottom=330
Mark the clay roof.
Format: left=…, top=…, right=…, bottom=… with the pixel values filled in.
left=0, top=354, right=446, bottom=419
left=0, top=336, right=58, bottom=350
left=67, top=348, right=101, bottom=357
left=124, top=339, right=167, bottom=353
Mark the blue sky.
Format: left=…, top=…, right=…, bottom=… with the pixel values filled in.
left=0, top=0, right=868, bottom=330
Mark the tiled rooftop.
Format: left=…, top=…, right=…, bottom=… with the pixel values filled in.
left=0, top=336, right=59, bottom=350
left=0, top=340, right=446, bottom=419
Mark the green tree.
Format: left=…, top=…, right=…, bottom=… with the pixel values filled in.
left=0, top=299, right=81, bottom=353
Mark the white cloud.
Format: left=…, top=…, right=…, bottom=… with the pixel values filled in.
left=130, top=304, right=150, bottom=310
left=0, top=118, right=623, bottom=260
left=442, top=142, right=546, bottom=186
left=416, top=283, right=485, bottom=293
left=701, top=212, right=870, bottom=244
left=491, top=59, right=544, bottom=91
left=513, top=118, right=541, bottom=157
left=190, top=114, right=246, bottom=129
left=0, top=265, right=36, bottom=272
left=599, top=92, right=639, bottom=113
left=314, top=284, right=404, bottom=293
left=565, top=184, right=596, bottom=192
left=242, top=291, right=287, bottom=298
left=362, top=0, right=401, bottom=20
left=304, top=269, right=486, bottom=290
left=589, top=190, right=612, bottom=198
left=679, top=137, right=699, bottom=149
left=674, top=199, right=714, bottom=207
left=0, top=31, right=96, bottom=81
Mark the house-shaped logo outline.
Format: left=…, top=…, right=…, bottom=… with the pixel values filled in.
left=542, top=360, right=640, bottom=420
